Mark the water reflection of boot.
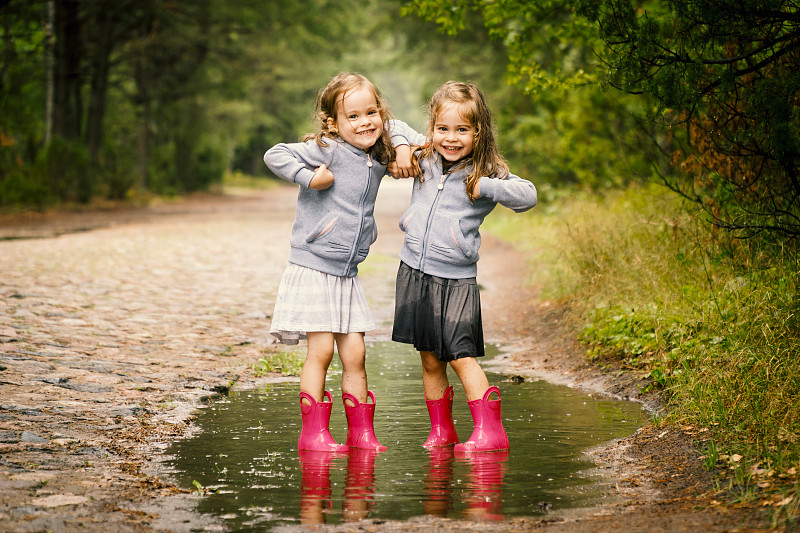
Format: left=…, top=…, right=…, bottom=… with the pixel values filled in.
left=423, top=385, right=459, bottom=447
left=454, top=386, right=509, bottom=453
left=461, top=450, right=509, bottom=520
left=342, top=390, right=387, bottom=451
left=298, top=449, right=337, bottom=525
left=298, top=391, right=349, bottom=452
left=343, top=447, right=378, bottom=522
left=424, top=446, right=455, bottom=517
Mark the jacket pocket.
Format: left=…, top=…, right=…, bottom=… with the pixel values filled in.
left=399, top=205, right=423, bottom=255
left=304, top=216, right=353, bottom=259
left=306, top=216, right=339, bottom=243
left=399, top=207, right=414, bottom=232
left=354, top=218, right=378, bottom=263
left=428, top=215, right=479, bottom=264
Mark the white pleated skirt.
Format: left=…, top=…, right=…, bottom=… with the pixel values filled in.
left=269, top=263, right=376, bottom=345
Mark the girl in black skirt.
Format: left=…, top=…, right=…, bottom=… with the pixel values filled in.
left=389, top=82, right=537, bottom=452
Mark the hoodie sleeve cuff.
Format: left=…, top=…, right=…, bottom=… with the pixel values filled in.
left=294, top=168, right=316, bottom=188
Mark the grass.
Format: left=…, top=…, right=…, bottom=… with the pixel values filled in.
left=253, top=349, right=305, bottom=377
left=221, top=170, right=282, bottom=192
left=485, top=183, right=800, bottom=525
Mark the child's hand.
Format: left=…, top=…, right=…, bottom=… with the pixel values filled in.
left=309, top=164, right=334, bottom=190
left=387, top=161, right=407, bottom=179
left=390, top=145, right=418, bottom=179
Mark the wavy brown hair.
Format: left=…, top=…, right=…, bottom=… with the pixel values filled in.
left=302, top=72, right=395, bottom=165
left=415, top=81, right=509, bottom=201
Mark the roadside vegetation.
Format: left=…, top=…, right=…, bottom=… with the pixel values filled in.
left=487, top=185, right=799, bottom=527
left=253, top=349, right=305, bottom=377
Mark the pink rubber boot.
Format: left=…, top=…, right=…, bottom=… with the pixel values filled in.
left=423, top=385, right=459, bottom=447
left=342, top=390, right=387, bottom=451
left=298, top=391, right=348, bottom=452
left=453, top=386, right=510, bottom=453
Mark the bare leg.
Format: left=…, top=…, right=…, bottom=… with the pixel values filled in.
left=335, top=332, right=367, bottom=405
left=420, top=350, right=449, bottom=400
left=449, top=357, right=490, bottom=401
left=300, top=331, right=336, bottom=403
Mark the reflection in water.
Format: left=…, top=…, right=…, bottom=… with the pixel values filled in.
left=298, top=448, right=379, bottom=525
left=298, top=450, right=337, bottom=525
left=424, top=447, right=454, bottom=517
left=298, top=446, right=509, bottom=523
left=343, top=448, right=378, bottom=522
left=423, top=447, right=510, bottom=520
left=165, top=342, right=646, bottom=531
left=460, top=451, right=508, bottom=520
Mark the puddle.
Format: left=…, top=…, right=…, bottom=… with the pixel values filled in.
left=163, top=342, right=646, bottom=531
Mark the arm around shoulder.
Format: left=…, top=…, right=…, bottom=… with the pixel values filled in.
left=389, top=119, right=427, bottom=147
left=477, top=173, right=537, bottom=212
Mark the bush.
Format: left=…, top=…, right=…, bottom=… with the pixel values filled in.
left=486, top=184, right=800, bottom=518
left=0, top=167, right=54, bottom=208
left=35, top=136, right=91, bottom=203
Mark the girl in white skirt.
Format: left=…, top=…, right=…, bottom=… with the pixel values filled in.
left=264, top=72, right=423, bottom=453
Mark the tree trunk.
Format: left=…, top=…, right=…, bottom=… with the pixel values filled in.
left=52, top=0, right=82, bottom=141
left=134, top=26, right=151, bottom=192
left=44, top=0, right=55, bottom=145
left=85, top=4, right=113, bottom=164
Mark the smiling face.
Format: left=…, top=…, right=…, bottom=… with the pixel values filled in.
left=432, top=102, right=476, bottom=163
left=328, top=85, right=384, bottom=152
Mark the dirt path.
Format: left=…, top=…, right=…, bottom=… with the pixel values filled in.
left=0, top=182, right=772, bottom=532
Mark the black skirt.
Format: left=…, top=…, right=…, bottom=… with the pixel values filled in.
left=392, top=261, right=484, bottom=361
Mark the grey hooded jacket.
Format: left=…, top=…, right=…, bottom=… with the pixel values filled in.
left=263, top=122, right=425, bottom=277
left=398, top=153, right=537, bottom=279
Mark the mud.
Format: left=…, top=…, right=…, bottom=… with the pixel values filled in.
left=0, top=182, right=774, bottom=532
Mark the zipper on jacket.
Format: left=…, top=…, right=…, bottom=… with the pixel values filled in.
left=419, top=172, right=448, bottom=271
left=345, top=154, right=372, bottom=276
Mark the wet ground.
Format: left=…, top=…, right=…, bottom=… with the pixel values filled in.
left=163, top=341, right=646, bottom=531
left=0, top=181, right=774, bottom=532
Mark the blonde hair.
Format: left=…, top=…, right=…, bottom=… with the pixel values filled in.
left=303, top=72, right=395, bottom=165
left=416, top=81, right=509, bottom=201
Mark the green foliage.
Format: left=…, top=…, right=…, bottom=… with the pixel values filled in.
left=403, top=0, right=600, bottom=93
left=488, top=185, right=800, bottom=518
left=36, top=137, right=92, bottom=203
left=0, top=167, right=54, bottom=209
left=404, top=0, right=800, bottom=240
left=3, top=0, right=656, bottom=203
left=576, top=0, right=800, bottom=238
left=253, top=350, right=304, bottom=377
left=498, top=87, right=656, bottom=187
left=401, top=0, right=664, bottom=189
left=93, top=138, right=138, bottom=200
left=222, top=170, right=280, bottom=191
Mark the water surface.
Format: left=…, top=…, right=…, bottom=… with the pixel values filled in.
left=164, top=341, right=646, bottom=531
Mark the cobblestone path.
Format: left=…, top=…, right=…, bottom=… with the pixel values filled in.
left=0, top=182, right=411, bottom=532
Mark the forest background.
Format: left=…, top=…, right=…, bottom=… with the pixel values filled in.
left=1, top=0, right=799, bottom=528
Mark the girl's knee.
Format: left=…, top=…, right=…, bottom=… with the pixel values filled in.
left=306, top=345, right=335, bottom=368
left=339, top=356, right=366, bottom=374
left=449, top=356, right=484, bottom=377
left=335, top=333, right=366, bottom=369
left=420, top=351, right=446, bottom=374
left=307, top=332, right=335, bottom=364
